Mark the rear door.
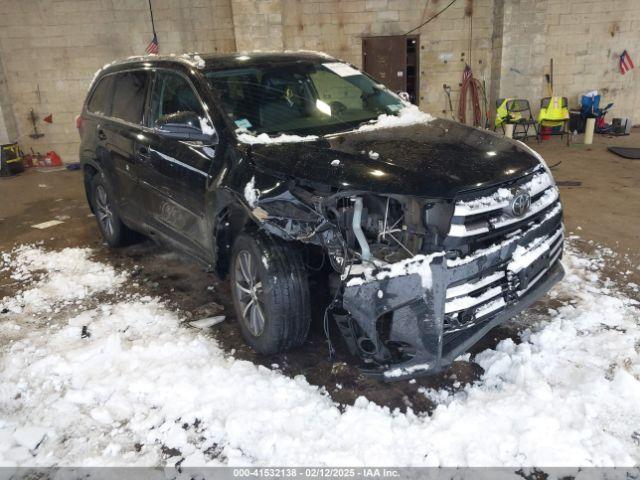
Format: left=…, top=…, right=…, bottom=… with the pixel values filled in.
left=102, top=70, right=150, bottom=219
left=137, top=69, right=217, bottom=254
left=84, top=74, right=115, bottom=184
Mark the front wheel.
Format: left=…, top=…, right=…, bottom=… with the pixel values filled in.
left=230, top=232, right=311, bottom=354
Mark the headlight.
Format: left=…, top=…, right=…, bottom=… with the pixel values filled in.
left=516, top=140, right=556, bottom=186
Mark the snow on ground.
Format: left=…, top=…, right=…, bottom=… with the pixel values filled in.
left=0, top=246, right=126, bottom=314
left=0, top=242, right=639, bottom=467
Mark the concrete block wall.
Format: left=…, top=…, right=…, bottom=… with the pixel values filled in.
left=499, top=0, right=549, bottom=105
left=499, top=0, right=640, bottom=123
left=0, top=0, right=236, bottom=161
left=1, top=0, right=639, bottom=161
left=277, top=0, right=495, bottom=119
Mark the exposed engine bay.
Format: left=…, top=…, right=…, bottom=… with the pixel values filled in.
left=248, top=164, right=564, bottom=381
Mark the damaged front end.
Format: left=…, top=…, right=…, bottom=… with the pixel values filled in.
left=248, top=166, right=564, bottom=381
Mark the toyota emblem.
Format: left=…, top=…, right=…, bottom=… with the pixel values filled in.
left=510, top=191, right=531, bottom=217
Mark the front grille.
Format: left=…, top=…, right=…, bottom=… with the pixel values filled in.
left=442, top=168, right=563, bottom=335
left=444, top=169, right=560, bottom=255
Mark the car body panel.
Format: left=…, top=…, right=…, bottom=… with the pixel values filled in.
left=78, top=52, right=564, bottom=380
left=249, top=119, right=540, bottom=197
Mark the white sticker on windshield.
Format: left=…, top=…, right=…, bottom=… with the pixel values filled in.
left=234, top=118, right=252, bottom=129
left=322, top=62, right=361, bottom=77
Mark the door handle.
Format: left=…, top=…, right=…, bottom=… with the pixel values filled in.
left=97, top=129, right=107, bottom=141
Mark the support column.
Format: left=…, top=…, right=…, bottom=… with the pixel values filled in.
left=0, top=51, right=17, bottom=145
left=489, top=0, right=505, bottom=124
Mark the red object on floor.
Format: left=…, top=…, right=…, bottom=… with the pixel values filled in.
left=23, top=151, right=63, bottom=167
left=541, top=126, right=552, bottom=140
left=45, top=151, right=62, bottom=166
left=43, top=114, right=53, bottom=124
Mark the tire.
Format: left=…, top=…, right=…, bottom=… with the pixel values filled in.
left=230, top=232, right=311, bottom=354
left=90, top=173, right=137, bottom=247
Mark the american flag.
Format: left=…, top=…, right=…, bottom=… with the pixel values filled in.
left=145, top=32, right=159, bottom=55
left=620, top=50, right=634, bottom=74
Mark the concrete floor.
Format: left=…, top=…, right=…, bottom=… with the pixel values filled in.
left=535, top=132, right=640, bottom=259
left=1, top=131, right=639, bottom=411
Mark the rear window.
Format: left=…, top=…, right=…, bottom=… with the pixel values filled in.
left=87, top=76, right=114, bottom=116
left=111, top=71, right=148, bottom=124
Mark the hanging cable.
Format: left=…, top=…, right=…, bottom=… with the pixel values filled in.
left=458, top=64, right=483, bottom=126
left=405, top=0, right=457, bottom=36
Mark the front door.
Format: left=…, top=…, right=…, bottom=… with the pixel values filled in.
left=138, top=70, right=217, bottom=255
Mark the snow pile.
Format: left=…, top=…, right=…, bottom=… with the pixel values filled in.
left=418, top=247, right=640, bottom=466
left=1, top=243, right=639, bottom=466
left=0, top=246, right=126, bottom=314
left=236, top=131, right=319, bottom=145
left=350, top=104, right=434, bottom=134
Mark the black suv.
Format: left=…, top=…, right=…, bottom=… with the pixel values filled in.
left=79, top=52, right=564, bottom=380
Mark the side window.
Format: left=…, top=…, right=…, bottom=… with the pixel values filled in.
left=111, top=71, right=148, bottom=124
left=148, top=71, right=205, bottom=128
left=87, top=76, right=114, bottom=116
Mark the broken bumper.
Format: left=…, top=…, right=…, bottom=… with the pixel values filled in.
left=342, top=218, right=565, bottom=381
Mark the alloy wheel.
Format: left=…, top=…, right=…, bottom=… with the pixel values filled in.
left=95, top=184, right=115, bottom=238
left=233, top=250, right=267, bottom=336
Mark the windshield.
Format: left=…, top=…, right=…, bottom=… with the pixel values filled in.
left=205, top=61, right=405, bottom=137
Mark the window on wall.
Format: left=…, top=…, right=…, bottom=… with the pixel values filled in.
left=148, top=71, right=204, bottom=127
left=111, top=71, right=148, bottom=124
left=87, top=76, right=114, bottom=116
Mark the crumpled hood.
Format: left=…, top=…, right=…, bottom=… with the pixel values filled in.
left=248, top=118, right=542, bottom=198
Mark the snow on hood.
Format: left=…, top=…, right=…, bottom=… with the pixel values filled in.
left=236, top=130, right=319, bottom=145
left=345, top=104, right=435, bottom=135
left=236, top=105, right=433, bottom=145
left=1, top=242, right=639, bottom=466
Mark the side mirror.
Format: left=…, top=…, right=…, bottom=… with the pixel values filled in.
left=156, top=111, right=218, bottom=143
left=397, top=91, right=411, bottom=102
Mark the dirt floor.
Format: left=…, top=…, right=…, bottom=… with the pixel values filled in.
left=1, top=132, right=639, bottom=413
